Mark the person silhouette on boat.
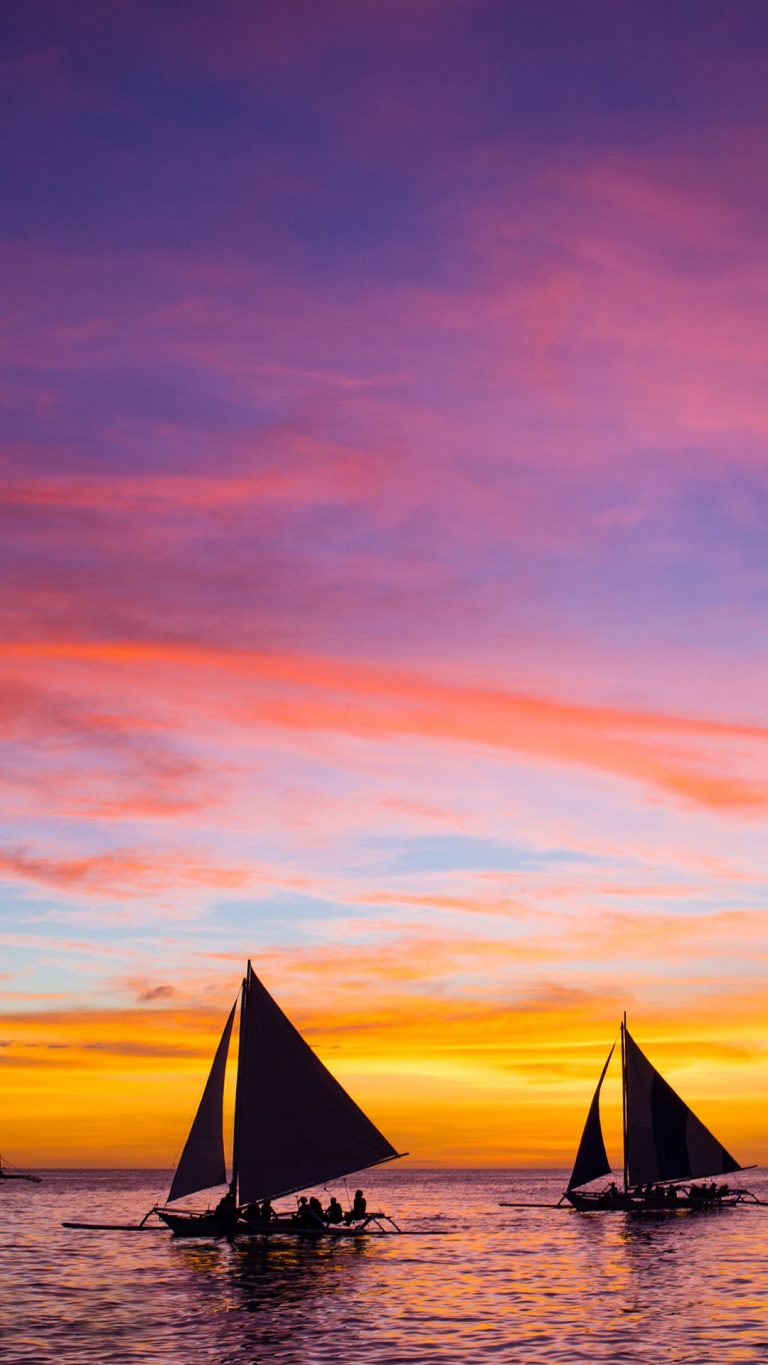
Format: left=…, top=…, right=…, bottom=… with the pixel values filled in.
left=244, top=1199, right=275, bottom=1222
left=214, top=1189, right=236, bottom=1217
left=308, top=1196, right=325, bottom=1223
left=345, top=1189, right=367, bottom=1223
left=295, top=1196, right=313, bottom=1225
left=325, top=1196, right=343, bottom=1224
left=607, top=1182, right=619, bottom=1202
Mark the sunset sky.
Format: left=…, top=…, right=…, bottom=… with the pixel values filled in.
left=3, top=0, right=768, bottom=1169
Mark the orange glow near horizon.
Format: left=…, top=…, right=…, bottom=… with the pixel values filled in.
left=3, top=994, right=766, bottom=1169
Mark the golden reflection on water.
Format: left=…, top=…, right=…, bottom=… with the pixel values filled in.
left=4, top=1169, right=768, bottom=1363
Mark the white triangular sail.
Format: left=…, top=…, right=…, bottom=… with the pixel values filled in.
left=625, top=1028, right=741, bottom=1188
left=168, top=1000, right=236, bottom=1202
left=234, top=967, right=400, bottom=1206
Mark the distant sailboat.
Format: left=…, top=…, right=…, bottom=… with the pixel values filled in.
left=153, top=961, right=405, bottom=1236
left=563, top=1015, right=754, bottom=1210
left=0, top=1155, right=41, bottom=1185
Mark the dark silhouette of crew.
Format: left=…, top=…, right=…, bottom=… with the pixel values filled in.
left=242, top=1199, right=272, bottom=1223
left=352, top=1189, right=366, bottom=1218
left=345, top=1188, right=367, bottom=1223
left=325, top=1196, right=343, bottom=1223
left=295, top=1195, right=313, bottom=1225
left=214, top=1189, right=236, bottom=1217
left=308, top=1196, right=325, bottom=1223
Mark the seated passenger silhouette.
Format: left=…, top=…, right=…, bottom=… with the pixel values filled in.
left=326, top=1196, right=343, bottom=1224
left=295, top=1196, right=313, bottom=1225
left=352, top=1189, right=366, bottom=1218
left=214, top=1190, right=236, bottom=1217
left=345, top=1188, right=367, bottom=1223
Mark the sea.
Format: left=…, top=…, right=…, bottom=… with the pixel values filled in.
left=3, top=1167, right=768, bottom=1364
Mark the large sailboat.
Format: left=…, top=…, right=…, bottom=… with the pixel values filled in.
left=563, top=1015, right=754, bottom=1211
left=153, top=961, right=405, bottom=1236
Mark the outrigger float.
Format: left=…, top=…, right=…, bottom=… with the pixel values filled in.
left=502, top=1014, right=766, bottom=1214
left=64, top=961, right=406, bottom=1238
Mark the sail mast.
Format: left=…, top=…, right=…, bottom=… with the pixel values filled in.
left=230, top=960, right=251, bottom=1203
left=622, top=1011, right=628, bottom=1193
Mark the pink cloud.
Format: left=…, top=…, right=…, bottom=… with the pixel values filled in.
left=466, top=146, right=768, bottom=456
left=0, top=845, right=252, bottom=898
left=1, top=640, right=767, bottom=822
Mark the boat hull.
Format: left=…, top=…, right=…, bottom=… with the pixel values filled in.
left=565, top=1189, right=746, bottom=1212
left=155, top=1208, right=239, bottom=1238
left=154, top=1208, right=399, bottom=1239
left=237, top=1212, right=396, bottom=1238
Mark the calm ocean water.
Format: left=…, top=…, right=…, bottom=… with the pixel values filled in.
left=3, top=1167, right=768, bottom=1364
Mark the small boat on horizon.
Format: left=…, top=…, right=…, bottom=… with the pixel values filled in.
left=65, top=961, right=405, bottom=1237
left=0, top=1155, right=41, bottom=1185
left=562, top=1014, right=757, bottom=1211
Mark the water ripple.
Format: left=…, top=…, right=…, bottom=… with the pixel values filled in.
left=2, top=1169, right=768, bottom=1362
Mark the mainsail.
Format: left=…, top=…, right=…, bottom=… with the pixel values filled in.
left=168, top=1000, right=236, bottom=1202
left=624, top=1028, right=741, bottom=1188
left=234, top=966, right=400, bottom=1206
left=567, top=1043, right=615, bottom=1190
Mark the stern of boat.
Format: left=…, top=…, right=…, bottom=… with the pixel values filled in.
left=155, top=1207, right=239, bottom=1238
